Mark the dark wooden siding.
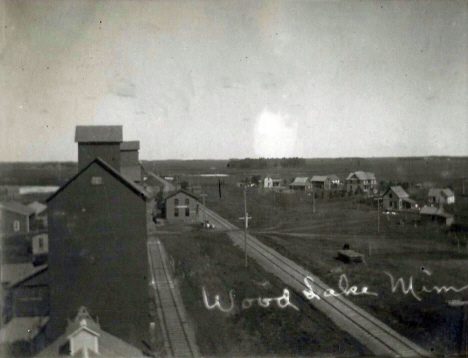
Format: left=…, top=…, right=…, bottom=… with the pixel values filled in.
left=47, top=162, right=149, bottom=350
left=78, top=143, right=121, bottom=171
left=165, top=193, right=198, bottom=221
left=0, top=210, right=29, bottom=236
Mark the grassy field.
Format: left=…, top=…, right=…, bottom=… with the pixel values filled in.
left=159, top=226, right=370, bottom=357
left=192, top=176, right=468, bottom=356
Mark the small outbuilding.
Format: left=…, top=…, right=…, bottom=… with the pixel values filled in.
left=420, top=206, right=454, bottom=226
left=0, top=201, right=35, bottom=237
left=428, top=188, right=455, bottom=206
left=289, top=177, right=311, bottom=191
left=165, top=190, right=199, bottom=221
left=311, top=176, right=332, bottom=190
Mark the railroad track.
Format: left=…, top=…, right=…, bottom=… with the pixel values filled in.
left=203, top=207, right=433, bottom=357
left=147, top=239, right=200, bottom=358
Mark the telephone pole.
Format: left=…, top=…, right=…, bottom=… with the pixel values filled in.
left=200, top=193, right=207, bottom=227
left=374, top=197, right=383, bottom=233
left=239, top=187, right=252, bottom=267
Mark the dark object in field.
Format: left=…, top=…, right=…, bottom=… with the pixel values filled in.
left=342, top=243, right=350, bottom=250
left=338, top=249, right=364, bottom=263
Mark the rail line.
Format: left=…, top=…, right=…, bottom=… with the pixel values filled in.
left=203, top=207, right=433, bottom=357
left=147, top=239, right=200, bottom=358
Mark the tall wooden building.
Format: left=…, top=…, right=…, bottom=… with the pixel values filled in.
left=75, top=126, right=123, bottom=171
left=120, top=141, right=142, bottom=183
left=46, top=150, right=152, bottom=351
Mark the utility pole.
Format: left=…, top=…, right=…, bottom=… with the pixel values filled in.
left=448, top=298, right=468, bottom=357
left=374, top=197, right=383, bottom=233
left=239, top=187, right=252, bottom=267
left=200, top=193, right=207, bottom=227
left=313, top=189, right=316, bottom=213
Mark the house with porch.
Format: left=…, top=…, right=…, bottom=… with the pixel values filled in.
left=345, top=171, right=377, bottom=193
left=289, top=177, right=311, bottom=191
left=382, top=186, right=417, bottom=211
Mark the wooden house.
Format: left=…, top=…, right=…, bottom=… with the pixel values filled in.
left=382, top=186, right=417, bottom=211
left=165, top=190, right=199, bottom=221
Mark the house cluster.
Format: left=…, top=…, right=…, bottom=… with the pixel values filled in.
left=261, top=171, right=375, bottom=193
left=1, top=125, right=156, bottom=357
left=381, top=185, right=455, bottom=226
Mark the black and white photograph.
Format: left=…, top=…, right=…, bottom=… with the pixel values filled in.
left=0, top=0, right=467, bottom=357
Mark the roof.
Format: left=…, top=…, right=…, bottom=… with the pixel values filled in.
left=0, top=316, right=49, bottom=344
left=346, top=171, right=376, bottom=181
left=120, top=141, right=140, bottom=151
left=290, top=177, right=310, bottom=185
left=402, top=197, right=416, bottom=204
left=75, top=125, right=123, bottom=143
left=28, top=201, right=47, bottom=215
left=328, top=175, right=340, bottom=181
left=37, top=307, right=144, bottom=358
left=386, top=186, right=409, bottom=198
left=428, top=188, right=455, bottom=198
left=47, top=158, right=150, bottom=203
left=164, top=189, right=199, bottom=201
left=311, top=176, right=329, bottom=182
left=420, top=206, right=443, bottom=215
left=1, top=263, right=47, bottom=287
left=0, top=201, right=35, bottom=216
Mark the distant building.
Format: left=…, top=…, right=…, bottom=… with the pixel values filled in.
left=3, top=265, right=49, bottom=323
left=263, top=176, right=283, bottom=189
left=120, top=141, right=142, bottom=183
left=28, top=201, right=48, bottom=229
left=165, top=190, right=199, bottom=221
left=46, top=157, right=152, bottom=350
left=382, top=186, right=417, bottom=211
left=32, top=233, right=48, bottom=265
left=36, top=307, right=144, bottom=358
left=428, top=188, right=455, bottom=206
left=289, top=177, right=311, bottom=191
left=310, top=176, right=331, bottom=190
left=345, top=171, right=377, bottom=193
left=420, top=205, right=454, bottom=226
left=187, top=185, right=202, bottom=196
left=0, top=201, right=35, bottom=237
left=0, top=186, right=20, bottom=201
left=75, top=125, right=123, bottom=171
left=328, top=175, right=341, bottom=189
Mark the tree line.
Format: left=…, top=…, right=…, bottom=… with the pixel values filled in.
left=227, top=157, right=306, bottom=169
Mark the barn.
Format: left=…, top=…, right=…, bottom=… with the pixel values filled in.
left=165, top=190, right=199, bottom=221
left=46, top=157, right=152, bottom=351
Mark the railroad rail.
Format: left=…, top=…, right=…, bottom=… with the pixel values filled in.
left=203, top=207, right=433, bottom=357
left=147, top=239, right=200, bottom=358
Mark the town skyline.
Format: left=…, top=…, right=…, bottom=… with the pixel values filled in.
left=1, top=0, right=467, bottom=162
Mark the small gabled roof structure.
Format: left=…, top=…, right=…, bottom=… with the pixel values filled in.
left=75, top=125, right=123, bottom=143
left=0, top=316, right=49, bottom=344
left=346, top=171, right=376, bottom=181
left=37, top=307, right=144, bottom=358
left=28, top=201, right=47, bottom=215
left=420, top=205, right=453, bottom=219
left=164, top=189, right=199, bottom=201
left=428, top=188, right=455, bottom=198
left=290, top=177, right=310, bottom=184
left=328, top=175, right=340, bottom=182
left=47, top=158, right=150, bottom=203
left=311, top=176, right=329, bottom=182
left=384, top=186, right=409, bottom=199
left=0, top=201, right=35, bottom=217
left=1, top=263, right=47, bottom=287
left=120, top=141, right=140, bottom=151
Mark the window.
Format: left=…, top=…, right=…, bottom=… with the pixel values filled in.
left=13, top=220, right=20, bottom=232
left=174, top=208, right=179, bottom=217
left=389, top=193, right=392, bottom=199
left=174, top=199, right=179, bottom=206
left=91, top=176, right=103, bottom=185
left=38, top=238, right=44, bottom=249
left=185, top=198, right=190, bottom=205
left=185, top=208, right=190, bottom=217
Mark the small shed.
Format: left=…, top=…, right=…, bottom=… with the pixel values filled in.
left=420, top=206, right=454, bottom=226
left=289, top=177, right=311, bottom=191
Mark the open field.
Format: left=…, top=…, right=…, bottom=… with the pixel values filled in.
left=191, top=176, right=468, bottom=356
left=159, top=226, right=369, bottom=357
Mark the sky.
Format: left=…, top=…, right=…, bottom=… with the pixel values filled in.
left=0, top=0, right=467, bottom=161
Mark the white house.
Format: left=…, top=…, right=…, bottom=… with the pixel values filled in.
left=428, top=188, right=455, bottom=206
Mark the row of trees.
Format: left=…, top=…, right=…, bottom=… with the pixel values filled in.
left=227, top=157, right=306, bottom=169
